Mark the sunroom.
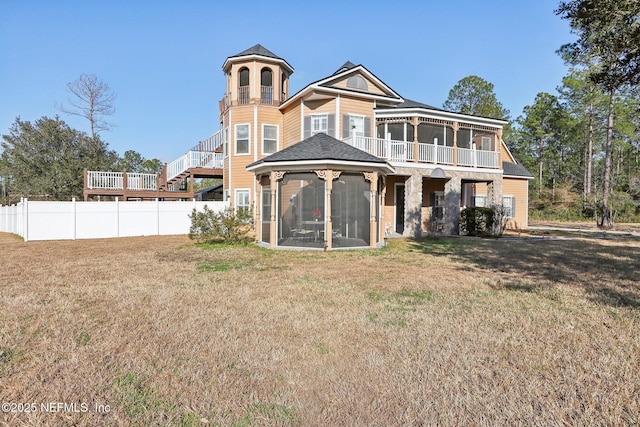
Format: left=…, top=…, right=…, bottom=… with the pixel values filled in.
left=247, top=134, right=394, bottom=250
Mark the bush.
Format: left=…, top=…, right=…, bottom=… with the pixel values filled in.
left=460, top=206, right=509, bottom=237
left=188, top=205, right=254, bottom=244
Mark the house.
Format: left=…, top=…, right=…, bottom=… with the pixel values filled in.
left=83, top=44, right=532, bottom=249
left=220, top=44, right=532, bottom=249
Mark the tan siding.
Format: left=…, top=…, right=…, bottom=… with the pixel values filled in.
left=329, top=74, right=388, bottom=96
left=502, top=177, right=529, bottom=229
left=282, top=102, right=301, bottom=146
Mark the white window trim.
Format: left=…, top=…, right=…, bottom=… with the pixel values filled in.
left=234, top=123, right=251, bottom=156
left=262, top=124, right=279, bottom=155
left=310, top=114, right=329, bottom=136
left=502, top=195, right=515, bottom=219
left=348, top=114, right=365, bottom=138
left=235, top=188, right=250, bottom=211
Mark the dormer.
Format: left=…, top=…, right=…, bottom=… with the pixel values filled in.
left=222, top=44, right=294, bottom=109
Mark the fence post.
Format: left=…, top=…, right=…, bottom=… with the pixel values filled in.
left=23, top=198, right=28, bottom=242
left=72, top=197, right=77, bottom=240
left=156, top=198, right=160, bottom=235
left=116, top=197, right=120, bottom=238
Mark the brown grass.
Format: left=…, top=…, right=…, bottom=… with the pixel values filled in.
left=1, top=232, right=639, bottom=426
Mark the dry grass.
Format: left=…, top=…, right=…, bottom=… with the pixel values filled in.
left=1, top=232, right=639, bottom=426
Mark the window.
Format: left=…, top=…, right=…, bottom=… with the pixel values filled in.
left=311, top=114, right=328, bottom=136
left=432, top=191, right=445, bottom=220
left=236, top=189, right=250, bottom=213
left=473, top=195, right=487, bottom=207
left=261, top=68, right=273, bottom=104
left=481, top=136, right=492, bottom=151
left=502, top=196, right=515, bottom=218
left=235, top=124, right=250, bottom=155
left=346, top=75, right=368, bottom=90
left=223, top=127, right=229, bottom=157
left=262, top=124, right=278, bottom=154
left=238, top=68, right=250, bottom=105
left=348, top=115, right=365, bottom=138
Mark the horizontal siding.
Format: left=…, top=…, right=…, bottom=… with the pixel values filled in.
left=502, top=177, right=529, bottom=229
left=330, top=74, right=388, bottom=96
left=282, top=102, right=301, bottom=147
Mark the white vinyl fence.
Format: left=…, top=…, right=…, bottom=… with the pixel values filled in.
left=0, top=198, right=229, bottom=242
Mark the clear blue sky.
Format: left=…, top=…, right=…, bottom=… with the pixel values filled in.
left=1, top=0, right=574, bottom=164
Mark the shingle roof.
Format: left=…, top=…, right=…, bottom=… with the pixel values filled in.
left=333, top=61, right=358, bottom=75
left=229, top=44, right=283, bottom=61
left=249, top=133, right=388, bottom=166
left=503, top=161, right=533, bottom=178
left=375, top=98, right=444, bottom=111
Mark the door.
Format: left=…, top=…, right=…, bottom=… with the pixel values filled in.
left=395, top=183, right=405, bottom=233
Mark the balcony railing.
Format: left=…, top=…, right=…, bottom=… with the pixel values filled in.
left=238, top=86, right=249, bottom=105
left=86, top=171, right=157, bottom=191
left=343, top=136, right=499, bottom=168
left=261, top=86, right=274, bottom=105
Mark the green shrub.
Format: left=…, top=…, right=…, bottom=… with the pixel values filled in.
left=189, top=205, right=254, bottom=244
left=460, top=206, right=509, bottom=237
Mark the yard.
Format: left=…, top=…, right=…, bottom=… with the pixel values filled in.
left=1, top=231, right=639, bottom=426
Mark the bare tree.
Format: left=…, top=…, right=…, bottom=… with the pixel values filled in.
left=57, top=74, right=116, bottom=139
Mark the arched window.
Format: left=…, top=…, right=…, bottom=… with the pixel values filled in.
left=346, top=75, right=368, bottom=91
left=261, top=68, right=273, bottom=104
left=238, top=67, right=249, bottom=104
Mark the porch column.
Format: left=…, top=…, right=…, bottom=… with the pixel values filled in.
left=412, top=117, right=419, bottom=163
left=314, top=169, right=341, bottom=250
left=404, top=172, right=423, bottom=237
left=487, top=176, right=503, bottom=208
left=255, top=175, right=262, bottom=243
left=269, top=170, right=286, bottom=248
left=452, top=122, right=459, bottom=166
left=444, top=176, right=462, bottom=235
left=364, top=172, right=378, bottom=248
left=380, top=176, right=387, bottom=237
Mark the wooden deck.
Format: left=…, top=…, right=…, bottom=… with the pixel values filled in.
left=83, top=167, right=223, bottom=201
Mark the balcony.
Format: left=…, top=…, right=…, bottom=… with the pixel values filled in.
left=343, top=136, right=499, bottom=169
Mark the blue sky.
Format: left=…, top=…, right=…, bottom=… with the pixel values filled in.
left=1, top=0, right=574, bottom=163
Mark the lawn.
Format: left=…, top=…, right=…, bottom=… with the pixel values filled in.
left=1, top=232, right=639, bottom=426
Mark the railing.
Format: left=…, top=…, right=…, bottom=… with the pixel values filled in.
left=166, top=151, right=223, bottom=182
left=261, top=86, right=274, bottom=105
left=126, top=173, right=157, bottom=191
left=238, top=86, right=249, bottom=105
left=191, top=129, right=223, bottom=153
left=87, top=171, right=124, bottom=190
left=344, top=136, right=497, bottom=168
left=87, top=172, right=158, bottom=191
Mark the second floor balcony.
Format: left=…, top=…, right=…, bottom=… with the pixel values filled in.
left=342, top=135, right=499, bottom=169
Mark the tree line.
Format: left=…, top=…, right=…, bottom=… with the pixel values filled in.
left=0, top=74, right=162, bottom=203
left=444, top=0, right=640, bottom=226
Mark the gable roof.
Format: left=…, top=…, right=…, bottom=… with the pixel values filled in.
left=502, top=161, right=534, bottom=178
left=280, top=63, right=403, bottom=109
left=333, top=61, right=357, bottom=75
left=223, top=44, right=294, bottom=73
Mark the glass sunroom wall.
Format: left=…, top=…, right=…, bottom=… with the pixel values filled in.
left=331, top=174, right=370, bottom=247
left=278, top=173, right=325, bottom=248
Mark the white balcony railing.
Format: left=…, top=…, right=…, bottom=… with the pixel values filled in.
left=166, top=151, right=223, bottom=182
left=344, top=136, right=498, bottom=168
left=126, top=173, right=157, bottom=191
left=87, top=171, right=124, bottom=190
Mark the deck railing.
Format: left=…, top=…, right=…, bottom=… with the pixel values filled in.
left=344, top=136, right=498, bottom=168
left=191, top=129, right=223, bottom=153
left=86, top=171, right=157, bottom=191
left=166, top=151, right=223, bottom=182
left=126, top=173, right=158, bottom=191
left=87, top=171, right=124, bottom=190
